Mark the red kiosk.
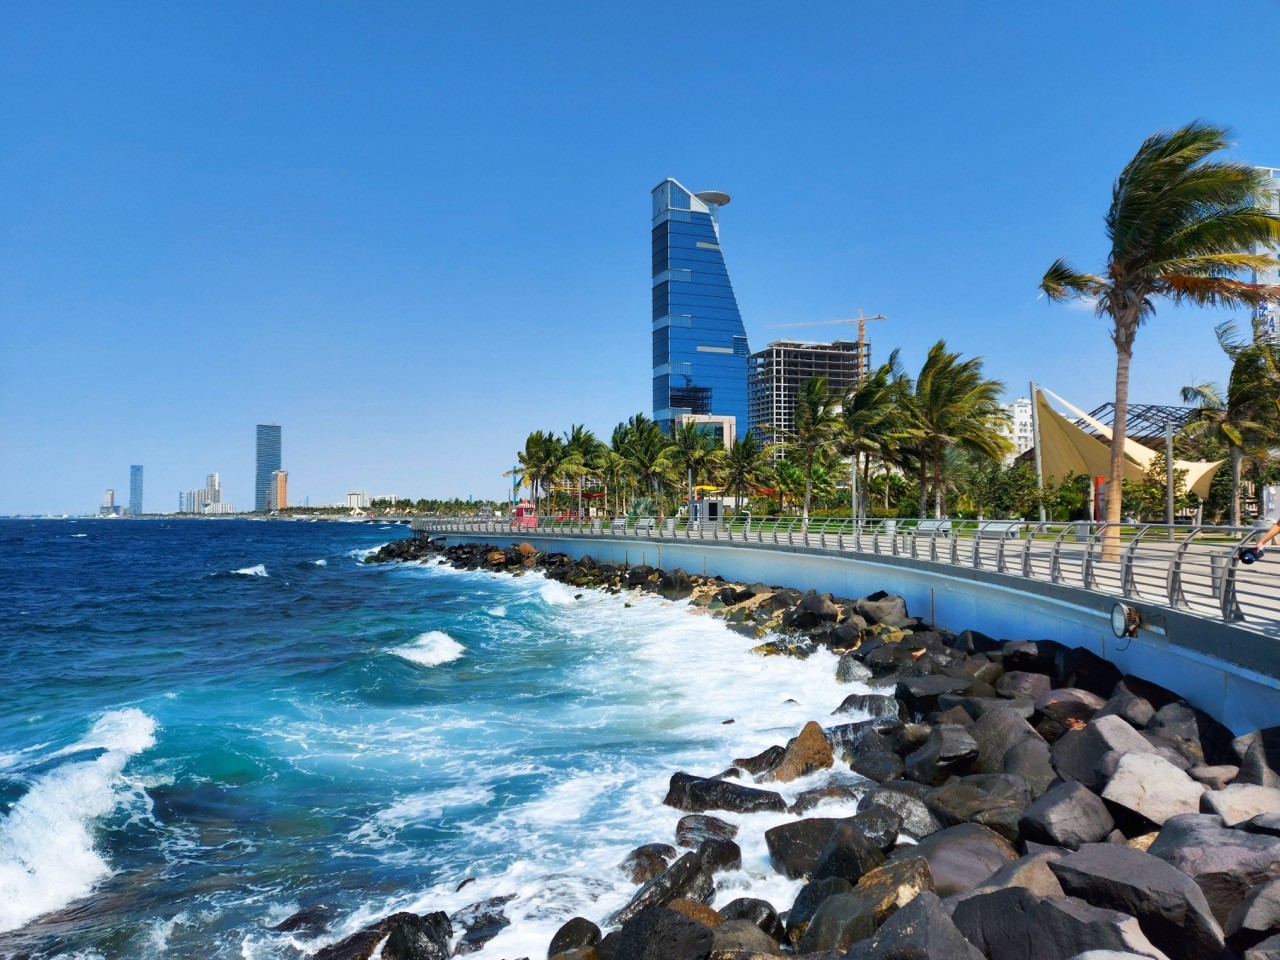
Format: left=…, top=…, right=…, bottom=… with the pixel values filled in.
left=511, top=500, right=538, bottom=530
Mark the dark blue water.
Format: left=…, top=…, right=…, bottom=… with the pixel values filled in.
left=0, top=519, right=855, bottom=959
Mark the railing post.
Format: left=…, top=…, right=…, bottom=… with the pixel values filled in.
left=1120, top=526, right=1149, bottom=599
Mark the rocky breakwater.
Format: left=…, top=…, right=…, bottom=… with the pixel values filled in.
left=353, top=537, right=1280, bottom=960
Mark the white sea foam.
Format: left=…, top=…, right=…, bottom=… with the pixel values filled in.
left=312, top=559, right=328, bottom=567
left=347, top=786, right=496, bottom=847
left=70, top=534, right=88, bottom=538
left=232, top=564, right=268, bottom=577
left=0, top=708, right=158, bottom=932
left=487, top=605, right=506, bottom=618
left=388, top=631, right=465, bottom=667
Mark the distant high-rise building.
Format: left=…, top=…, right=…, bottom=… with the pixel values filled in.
left=346, top=491, right=368, bottom=509
left=129, top=465, right=143, bottom=515
left=255, top=425, right=282, bottom=511
left=1254, top=167, right=1280, bottom=342
left=100, top=489, right=115, bottom=516
left=205, top=472, right=221, bottom=505
left=651, top=179, right=750, bottom=435
left=747, top=339, right=868, bottom=450
left=1000, top=397, right=1034, bottom=463
left=271, top=470, right=288, bottom=511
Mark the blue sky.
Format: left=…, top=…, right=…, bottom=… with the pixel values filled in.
left=3, top=2, right=1279, bottom=514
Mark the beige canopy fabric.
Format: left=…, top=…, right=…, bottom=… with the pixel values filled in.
left=1035, top=388, right=1224, bottom=499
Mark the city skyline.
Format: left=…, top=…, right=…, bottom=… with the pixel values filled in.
left=4, top=4, right=1280, bottom=514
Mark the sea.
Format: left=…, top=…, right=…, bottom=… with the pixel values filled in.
left=0, top=518, right=863, bottom=959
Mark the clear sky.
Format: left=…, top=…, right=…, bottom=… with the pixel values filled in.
left=3, top=2, right=1279, bottom=514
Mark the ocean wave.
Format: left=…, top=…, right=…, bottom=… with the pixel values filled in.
left=312, top=559, right=328, bottom=567
left=0, top=708, right=158, bottom=933
left=347, top=786, right=496, bottom=847
left=231, top=564, right=268, bottom=577
left=70, top=534, right=88, bottom=539
left=388, top=631, right=465, bottom=667
left=487, top=605, right=506, bottom=618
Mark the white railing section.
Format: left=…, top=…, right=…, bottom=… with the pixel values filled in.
left=408, top=515, right=1280, bottom=632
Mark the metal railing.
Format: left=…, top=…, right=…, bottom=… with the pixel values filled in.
left=408, top=514, right=1280, bottom=633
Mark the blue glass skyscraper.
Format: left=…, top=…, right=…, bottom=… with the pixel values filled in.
left=651, top=179, right=750, bottom=434
left=129, top=465, right=143, bottom=515
left=255, top=424, right=282, bottom=511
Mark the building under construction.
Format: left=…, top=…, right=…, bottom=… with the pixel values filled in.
left=747, top=339, right=869, bottom=444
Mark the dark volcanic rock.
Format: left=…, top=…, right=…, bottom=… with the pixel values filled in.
left=844, top=855, right=934, bottom=925
left=1235, top=727, right=1280, bottom=788
left=316, top=912, right=451, bottom=960
left=840, top=726, right=906, bottom=783
left=663, top=772, right=786, bottom=814
left=785, top=876, right=853, bottom=947
left=1048, top=842, right=1226, bottom=960
left=832, top=693, right=905, bottom=720
left=606, top=852, right=715, bottom=927
left=1020, top=780, right=1116, bottom=850
left=1097, top=686, right=1157, bottom=729
left=848, top=804, right=902, bottom=852
left=859, top=783, right=944, bottom=840
left=1052, top=714, right=1157, bottom=790
left=897, top=676, right=971, bottom=717
left=1148, top=813, right=1280, bottom=926
left=1226, top=879, right=1280, bottom=952
left=764, top=818, right=849, bottom=879
left=614, top=906, right=713, bottom=960
left=1054, top=646, right=1123, bottom=698
left=836, top=653, right=874, bottom=684
left=658, top=568, right=694, bottom=601
left=796, top=893, right=877, bottom=953
left=952, top=887, right=1166, bottom=960
left=732, top=744, right=785, bottom=777
left=619, top=843, right=677, bottom=884
left=889, top=822, right=1017, bottom=897
left=855, top=591, right=910, bottom=627
left=1036, top=688, right=1107, bottom=726
left=811, top=821, right=886, bottom=884
left=271, top=904, right=331, bottom=934
left=956, top=849, right=1066, bottom=901
left=790, top=781, right=864, bottom=814
left=846, top=890, right=984, bottom=960
left=1001, top=639, right=1065, bottom=675
left=675, top=815, right=737, bottom=848
left=718, top=897, right=785, bottom=943
left=925, top=773, right=1032, bottom=842
left=696, top=837, right=741, bottom=874
left=709, top=918, right=781, bottom=956
left=1101, top=751, right=1205, bottom=829
left=996, top=670, right=1052, bottom=700
left=549, top=917, right=602, bottom=957
left=450, top=895, right=514, bottom=954
left=787, top=591, right=841, bottom=629
left=903, top=724, right=978, bottom=786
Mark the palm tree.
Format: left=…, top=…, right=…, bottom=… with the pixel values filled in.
left=515, top=430, right=564, bottom=515
left=1182, top=323, right=1280, bottom=525
left=723, top=433, right=772, bottom=511
left=667, top=421, right=726, bottom=513
left=1040, top=122, right=1280, bottom=540
left=783, top=376, right=846, bottom=523
left=842, top=351, right=908, bottom=520
left=905, top=341, right=1011, bottom=518
left=561, top=424, right=602, bottom=519
left=620, top=415, right=673, bottom=515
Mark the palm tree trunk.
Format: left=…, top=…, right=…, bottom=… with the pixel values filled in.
left=803, top=453, right=813, bottom=524
left=1230, top=447, right=1243, bottom=527
left=918, top=462, right=928, bottom=518
left=933, top=453, right=943, bottom=519
left=1105, top=331, right=1136, bottom=560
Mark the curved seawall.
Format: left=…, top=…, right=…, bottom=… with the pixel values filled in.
left=429, top=532, right=1280, bottom=734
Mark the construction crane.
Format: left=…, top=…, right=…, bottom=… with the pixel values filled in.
left=766, top=310, right=887, bottom=345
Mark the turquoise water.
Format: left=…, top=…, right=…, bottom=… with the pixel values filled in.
left=0, top=519, right=857, bottom=959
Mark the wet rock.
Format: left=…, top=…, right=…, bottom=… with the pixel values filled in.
left=732, top=745, right=785, bottom=778
left=896, top=676, right=971, bottom=717
left=925, top=773, right=1032, bottom=842
left=952, top=888, right=1168, bottom=960
left=1202, top=783, right=1280, bottom=827
left=271, top=904, right=332, bottom=934
left=784, top=876, right=853, bottom=947
left=1101, top=751, right=1205, bottom=829
left=765, top=722, right=835, bottom=783
left=831, top=694, right=904, bottom=720
left=619, top=844, right=678, bottom=884
left=316, top=912, right=451, bottom=960
left=1049, top=843, right=1226, bottom=958
left=1148, top=813, right=1280, bottom=925
left=796, top=893, right=877, bottom=953
left=845, top=890, right=984, bottom=960
left=888, top=822, right=1017, bottom=897
left=676, top=815, right=738, bottom=848
left=790, top=781, right=864, bottom=814
left=903, top=724, right=978, bottom=786
left=836, top=654, right=874, bottom=684
left=1052, top=715, right=1158, bottom=790
left=1020, top=780, right=1115, bottom=850
left=659, top=569, right=694, bottom=601
left=855, top=591, right=910, bottom=628
left=1037, top=688, right=1108, bottom=726
left=718, top=897, right=785, bottom=943
left=1191, top=765, right=1240, bottom=790
left=859, top=783, right=943, bottom=840
left=848, top=804, right=902, bottom=852
left=1235, top=727, right=1280, bottom=788
left=824, top=718, right=905, bottom=757
left=839, top=726, right=905, bottom=783
left=664, top=773, right=786, bottom=814
left=710, top=918, right=782, bottom=956
left=549, top=917, right=602, bottom=957
left=786, top=592, right=841, bottom=630
left=451, top=895, right=515, bottom=954
left=667, top=898, right=724, bottom=928
left=764, top=818, right=852, bottom=880
left=614, top=906, right=713, bottom=960
left=1226, top=878, right=1280, bottom=952
left=844, top=855, right=933, bottom=925
left=811, top=821, right=886, bottom=884
left=697, top=837, right=742, bottom=874
left=996, top=671, right=1052, bottom=700
left=607, top=851, right=716, bottom=927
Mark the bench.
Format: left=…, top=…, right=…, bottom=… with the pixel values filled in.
left=634, top=518, right=656, bottom=533
left=610, top=518, right=628, bottom=532
left=976, top=520, right=1023, bottom=540
left=915, top=520, right=953, bottom=537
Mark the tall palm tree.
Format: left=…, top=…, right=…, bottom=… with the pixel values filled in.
left=620, top=415, right=674, bottom=515
left=842, top=350, right=907, bottom=519
left=1040, top=122, right=1280, bottom=539
left=782, top=376, right=846, bottom=523
left=667, top=421, right=726, bottom=512
left=722, top=432, right=772, bottom=511
left=905, top=341, right=1011, bottom=518
left=515, top=430, right=564, bottom=515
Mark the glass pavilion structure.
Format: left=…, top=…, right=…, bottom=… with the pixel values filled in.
left=651, top=179, right=750, bottom=435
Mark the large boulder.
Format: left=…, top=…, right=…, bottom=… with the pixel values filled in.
left=997, top=671, right=1053, bottom=700
left=1235, top=727, right=1280, bottom=788
left=764, top=818, right=849, bottom=880
left=613, top=907, right=713, bottom=960
left=1020, top=781, right=1116, bottom=850
left=606, top=851, right=716, bottom=927
left=836, top=653, right=874, bottom=684
left=1002, top=639, right=1066, bottom=674
left=1096, top=687, right=1156, bottom=729
left=952, top=887, right=1169, bottom=960
left=450, top=895, right=513, bottom=954
left=839, top=725, right=906, bottom=783
left=1202, top=783, right=1280, bottom=827
left=709, top=918, right=782, bottom=956
left=1247, top=934, right=1280, bottom=960
left=1101, top=752, right=1205, bottom=829
left=732, top=745, right=786, bottom=778
left=664, top=773, right=787, bottom=814
left=765, top=721, right=835, bottom=783
left=860, top=783, right=944, bottom=840
left=718, top=898, right=785, bottom=943
left=888, top=822, right=1017, bottom=897
left=855, top=591, right=910, bottom=627
left=658, top=568, right=694, bottom=601
left=847, top=805, right=903, bottom=852
left=925, top=773, right=1032, bottom=842
left=845, top=891, right=984, bottom=960
left=787, top=591, right=841, bottom=630
left=1147, top=701, right=1234, bottom=767
left=972, top=706, right=1041, bottom=773
left=954, top=849, right=1066, bottom=902
left=1052, top=715, right=1158, bottom=790
left=897, top=676, right=972, bottom=717
left=843, top=855, right=934, bottom=926
left=1048, top=842, right=1226, bottom=960
left=784, top=876, right=853, bottom=947
left=832, top=693, right=905, bottom=720
left=1148, top=814, right=1280, bottom=925
left=1054, top=646, right=1123, bottom=699
left=382, top=913, right=453, bottom=960
left=676, top=815, right=737, bottom=848
left=903, top=724, right=979, bottom=786
left=697, top=837, right=741, bottom=874
left=1226, top=879, right=1280, bottom=953
left=1004, top=736, right=1058, bottom=799
left=796, top=893, right=878, bottom=954
left=1037, top=688, right=1108, bottom=726
left=811, top=821, right=886, bottom=885
left=549, top=918, right=602, bottom=957
left=619, top=843, right=678, bottom=884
